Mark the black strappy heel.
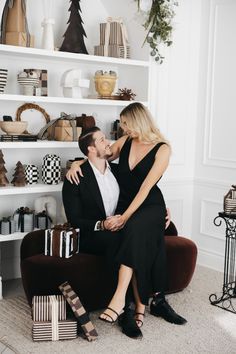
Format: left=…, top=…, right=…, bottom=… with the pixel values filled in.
left=134, top=312, right=145, bottom=328
left=99, top=307, right=121, bottom=324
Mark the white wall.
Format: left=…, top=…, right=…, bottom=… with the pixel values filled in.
left=192, top=0, right=236, bottom=271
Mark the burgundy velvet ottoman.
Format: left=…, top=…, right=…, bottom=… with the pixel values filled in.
left=20, top=222, right=197, bottom=311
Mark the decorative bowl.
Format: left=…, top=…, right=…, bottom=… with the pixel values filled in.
left=0, top=121, right=28, bottom=135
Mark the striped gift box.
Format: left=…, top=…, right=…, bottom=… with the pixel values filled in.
left=44, top=227, right=80, bottom=258
left=32, top=320, right=77, bottom=341
left=100, top=22, right=123, bottom=45
left=32, top=295, right=66, bottom=322
left=94, top=44, right=130, bottom=59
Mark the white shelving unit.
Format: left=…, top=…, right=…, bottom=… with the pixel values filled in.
left=0, top=182, right=63, bottom=195
left=0, top=94, right=148, bottom=107
left=0, top=43, right=151, bottom=299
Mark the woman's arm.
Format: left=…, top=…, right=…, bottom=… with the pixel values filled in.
left=108, top=135, right=128, bottom=161
left=107, top=144, right=170, bottom=230
left=66, top=135, right=128, bottom=184
left=66, top=159, right=86, bottom=184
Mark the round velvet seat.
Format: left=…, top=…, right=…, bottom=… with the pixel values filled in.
left=20, top=222, right=197, bottom=311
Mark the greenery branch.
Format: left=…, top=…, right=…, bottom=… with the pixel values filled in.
left=135, top=0, right=178, bottom=63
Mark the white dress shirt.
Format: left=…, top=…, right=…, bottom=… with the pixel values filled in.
left=89, top=161, right=120, bottom=228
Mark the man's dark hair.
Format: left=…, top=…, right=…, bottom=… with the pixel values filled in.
left=78, top=126, right=100, bottom=156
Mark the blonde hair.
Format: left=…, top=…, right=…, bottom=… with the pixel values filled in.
left=120, top=102, right=169, bottom=145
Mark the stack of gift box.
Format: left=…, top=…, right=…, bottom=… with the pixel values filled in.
left=32, top=295, right=77, bottom=341
left=32, top=282, right=98, bottom=342
left=94, top=19, right=130, bottom=59
left=0, top=207, right=52, bottom=235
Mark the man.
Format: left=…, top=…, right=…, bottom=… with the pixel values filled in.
left=62, top=127, right=186, bottom=339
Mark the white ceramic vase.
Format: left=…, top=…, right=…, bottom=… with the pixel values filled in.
left=41, top=18, right=55, bottom=50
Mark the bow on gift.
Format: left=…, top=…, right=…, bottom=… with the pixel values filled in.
left=53, top=223, right=72, bottom=231
left=104, top=17, right=129, bottom=58
left=15, top=207, right=33, bottom=232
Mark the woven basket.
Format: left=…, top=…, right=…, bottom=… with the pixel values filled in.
left=15, top=103, right=50, bottom=135
left=224, top=185, right=236, bottom=215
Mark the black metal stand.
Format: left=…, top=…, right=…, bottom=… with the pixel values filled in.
left=209, top=212, right=236, bottom=313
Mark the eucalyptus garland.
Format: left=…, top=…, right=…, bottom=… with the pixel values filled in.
left=136, top=0, right=178, bottom=63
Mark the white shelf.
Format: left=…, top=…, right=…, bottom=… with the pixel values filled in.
left=0, top=141, right=79, bottom=148
left=0, top=182, right=63, bottom=196
left=0, top=44, right=150, bottom=68
left=0, top=94, right=147, bottom=106
left=0, top=232, right=26, bottom=242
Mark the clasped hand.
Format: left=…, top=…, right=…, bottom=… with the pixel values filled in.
left=104, top=214, right=126, bottom=231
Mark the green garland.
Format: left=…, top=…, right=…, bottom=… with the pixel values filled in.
left=136, top=0, right=178, bottom=63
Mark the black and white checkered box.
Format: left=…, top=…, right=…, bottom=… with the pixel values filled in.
left=24, top=164, right=39, bottom=184
left=42, top=154, right=61, bottom=184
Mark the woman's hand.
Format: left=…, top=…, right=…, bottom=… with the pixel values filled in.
left=105, top=214, right=127, bottom=231
left=66, top=160, right=85, bottom=185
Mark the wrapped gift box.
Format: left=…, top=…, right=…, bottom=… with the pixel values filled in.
left=59, top=282, right=98, bottom=341
left=94, top=44, right=130, bottom=59
left=32, top=295, right=77, bottom=341
left=32, top=295, right=66, bottom=322
left=45, top=226, right=80, bottom=258
left=35, top=211, right=52, bottom=229
left=5, top=32, right=34, bottom=47
left=100, top=22, right=123, bottom=45
left=0, top=217, right=15, bottom=235
left=32, top=320, right=77, bottom=341
left=54, top=126, right=82, bottom=141
left=13, top=207, right=34, bottom=232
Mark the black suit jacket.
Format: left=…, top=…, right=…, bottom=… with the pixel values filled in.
left=62, top=160, right=118, bottom=237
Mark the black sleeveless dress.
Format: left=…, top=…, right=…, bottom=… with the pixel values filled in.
left=115, top=138, right=167, bottom=305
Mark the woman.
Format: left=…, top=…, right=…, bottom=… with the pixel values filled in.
left=67, top=102, right=185, bottom=335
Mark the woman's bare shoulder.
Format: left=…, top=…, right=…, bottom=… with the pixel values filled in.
left=112, top=135, right=129, bottom=150
left=155, top=143, right=171, bottom=156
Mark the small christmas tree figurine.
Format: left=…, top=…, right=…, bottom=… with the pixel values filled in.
left=60, top=0, right=88, bottom=54
left=11, top=161, right=26, bottom=187
left=0, top=149, right=9, bottom=186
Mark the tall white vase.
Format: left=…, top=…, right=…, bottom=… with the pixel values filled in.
left=41, top=18, right=55, bottom=50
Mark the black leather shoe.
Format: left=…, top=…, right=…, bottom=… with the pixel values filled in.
left=150, top=297, right=187, bottom=325
left=118, top=308, right=143, bottom=339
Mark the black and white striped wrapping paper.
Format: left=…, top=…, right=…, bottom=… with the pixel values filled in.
left=32, top=321, right=77, bottom=341
left=32, top=295, right=77, bottom=341
left=44, top=228, right=80, bottom=258
left=32, top=295, right=66, bottom=322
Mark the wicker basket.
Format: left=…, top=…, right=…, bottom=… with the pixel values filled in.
left=224, top=185, right=236, bottom=215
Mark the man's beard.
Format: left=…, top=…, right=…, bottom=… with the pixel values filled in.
left=96, top=150, right=112, bottom=159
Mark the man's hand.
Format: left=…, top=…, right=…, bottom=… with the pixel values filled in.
left=66, top=161, right=84, bottom=185
left=165, top=208, right=171, bottom=229
left=104, top=214, right=127, bottom=231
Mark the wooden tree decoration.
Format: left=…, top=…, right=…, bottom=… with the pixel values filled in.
left=60, top=0, right=88, bottom=54
left=11, top=161, right=26, bottom=187
left=0, top=149, right=9, bottom=186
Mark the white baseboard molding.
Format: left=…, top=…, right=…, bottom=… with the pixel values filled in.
left=197, top=247, right=224, bottom=273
